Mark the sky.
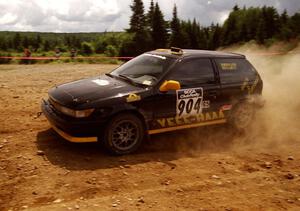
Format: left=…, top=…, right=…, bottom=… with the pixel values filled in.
left=0, top=0, right=299, bottom=32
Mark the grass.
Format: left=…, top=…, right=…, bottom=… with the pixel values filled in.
left=0, top=52, right=124, bottom=64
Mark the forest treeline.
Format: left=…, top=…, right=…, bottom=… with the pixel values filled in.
left=0, top=0, right=299, bottom=57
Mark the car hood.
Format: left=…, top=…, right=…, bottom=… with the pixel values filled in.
left=49, top=74, right=144, bottom=107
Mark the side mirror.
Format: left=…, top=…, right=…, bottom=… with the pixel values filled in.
left=159, top=80, right=181, bottom=92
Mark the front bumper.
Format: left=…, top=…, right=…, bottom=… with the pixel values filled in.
left=41, top=99, right=99, bottom=143
left=49, top=121, right=97, bottom=143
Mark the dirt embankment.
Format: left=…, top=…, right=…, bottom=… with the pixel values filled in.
left=0, top=44, right=300, bottom=211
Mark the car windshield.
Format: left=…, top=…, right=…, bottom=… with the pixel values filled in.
left=111, top=53, right=175, bottom=86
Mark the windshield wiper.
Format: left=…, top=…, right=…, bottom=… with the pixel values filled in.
left=118, top=74, right=147, bottom=87
left=105, top=73, right=113, bottom=78
left=118, top=74, right=134, bottom=83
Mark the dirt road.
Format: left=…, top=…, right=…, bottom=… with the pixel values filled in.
left=0, top=60, right=300, bottom=210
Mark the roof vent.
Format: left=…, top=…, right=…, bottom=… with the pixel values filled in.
left=170, top=47, right=183, bottom=55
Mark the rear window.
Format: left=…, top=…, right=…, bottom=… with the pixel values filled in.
left=215, top=58, right=257, bottom=84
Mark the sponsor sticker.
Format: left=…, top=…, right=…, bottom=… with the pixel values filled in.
left=92, top=79, right=109, bottom=86
left=220, top=63, right=237, bottom=70
left=126, top=93, right=141, bottom=103
left=176, top=88, right=204, bottom=117
left=142, top=80, right=152, bottom=86
left=156, top=110, right=225, bottom=128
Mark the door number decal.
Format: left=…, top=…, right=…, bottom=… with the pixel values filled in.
left=176, top=88, right=203, bottom=117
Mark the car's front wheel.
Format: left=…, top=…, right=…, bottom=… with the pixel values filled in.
left=103, top=113, right=144, bottom=155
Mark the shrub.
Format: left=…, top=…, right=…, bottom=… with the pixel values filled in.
left=104, top=45, right=118, bottom=57
left=81, top=42, right=94, bottom=55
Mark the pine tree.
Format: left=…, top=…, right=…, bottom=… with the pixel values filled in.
left=64, top=35, right=71, bottom=47
left=127, top=0, right=151, bottom=55
left=264, top=6, right=280, bottom=38
left=239, top=22, right=248, bottom=41
left=33, top=34, right=42, bottom=50
left=43, top=40, right=51, bottom=52
left=13, top=33, right=22, bottom=51
left=146, top=0, right=155, bottom=31
left=128, top=0, right=146, bottom=33
left=208, top=23, right=222, bottom=50
left=290, top=12, right=300, bottom=35
left=0, top=37, right=7, bottom=51
left=222, top=11, right=238, bottom=45
left=233, top=4, right=240, bottom=11
left=279, top=9, right=292, bottom=40
left=22, top=36, right=29, bottom=48
left=256, top=18, right=267, bottom=44
left=182, top=20, right=193, bottom=48
left=280, top=9, right=288, bottom=25
left=151, top=2, right=168, bottom=49
left=170, top=4, right=184, bottom=48
left=190, top=19, right=200, bottom=48
left=243, top=7, right=261, bottom=41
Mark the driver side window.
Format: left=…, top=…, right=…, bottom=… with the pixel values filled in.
left=167, top=58, right=215, bottom=86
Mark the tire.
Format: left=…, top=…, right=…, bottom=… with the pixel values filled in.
left=229, top=102, right=255, bottom=131
left=103, top=113, right=144, bottom=155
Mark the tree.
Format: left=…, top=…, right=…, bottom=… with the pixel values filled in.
left=242, top=7, right=261, bottom=41
left=0, top=37, right=8, bottom=51
left=233, top=4, right=240, bottom=11
left=22, top=36, right=29, bottom=48
left=64, top=36, right=71, bottom=47
left=263, top=6, right=280, bottom=39
left=146, top=0, right=155, bottom=31
left=13, top=33, right=22, bottom=51
left=208, top=23, right=222, bottom=50
left=290, top=12, right=300, bottom=35
left=128, top=0, right=146, bottom=33
left=278, top=9, right=292, bottom=40
left=32, top=34, right=42, bottom=51
left=239, top=22, right=248, bottom=42
left=256, top=17, right=267, bottom=44
left=71, top=36, right=81, bottom=49
left=280, top=9, right=288, bottom=25
left=151, top=2, right=168, bottom=49
left=43, top=40, right=51, bottom=52
left=170, top=4, right=185, bottom=48
left=222, top=11, right=239, bottom=45
left=105, top=45, right=118, bottom=57
left=127, top=0, right=151, bottom=55
left=191, top=19, right=201, bottom=48
left=81, top=42, right=94, bottom=55
left=180, top=20, right=191, bottom=48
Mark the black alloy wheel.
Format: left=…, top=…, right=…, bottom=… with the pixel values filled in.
left=103, top=114, right=144, bottom=155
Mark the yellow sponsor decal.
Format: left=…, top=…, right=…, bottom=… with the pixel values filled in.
left=241, top=76, right=259, bottom=94
left=156, top=110, right=225, bottom=128
left=220, top=63, right=237, bottom=70
left=126, top=93, right=141, bottom=103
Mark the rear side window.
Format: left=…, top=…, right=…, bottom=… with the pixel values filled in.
left=215, top=58, right=257, bottom=84
left=168, top=58, right=215, bottom=85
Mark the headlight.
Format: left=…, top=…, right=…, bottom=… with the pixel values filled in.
left=60, top=106, right=95, bottom=118
left=49, top=98, right=95, bottom=118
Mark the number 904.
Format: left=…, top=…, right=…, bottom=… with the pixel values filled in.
left=178, top=98, right=202, bottom=116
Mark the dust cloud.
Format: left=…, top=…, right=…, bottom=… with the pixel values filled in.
left=167, top=42, right=300, bottom=153
left=234, top=42, right=300, bottom=149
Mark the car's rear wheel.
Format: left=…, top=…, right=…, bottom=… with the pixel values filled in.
left=230, top=102, right=255, bottom=131
left=103, top=113, right=144, bottom=155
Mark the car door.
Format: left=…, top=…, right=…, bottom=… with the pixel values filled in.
left=149, top=58, right=222, bottom=132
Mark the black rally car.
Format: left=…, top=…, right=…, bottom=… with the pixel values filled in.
left=42, top=48, right=263, bottom=154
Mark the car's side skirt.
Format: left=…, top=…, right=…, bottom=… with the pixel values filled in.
left=148, top=119, right=226, bottom=135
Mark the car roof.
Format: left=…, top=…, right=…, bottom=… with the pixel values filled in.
left=149, top=49, right=245, bottom=59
